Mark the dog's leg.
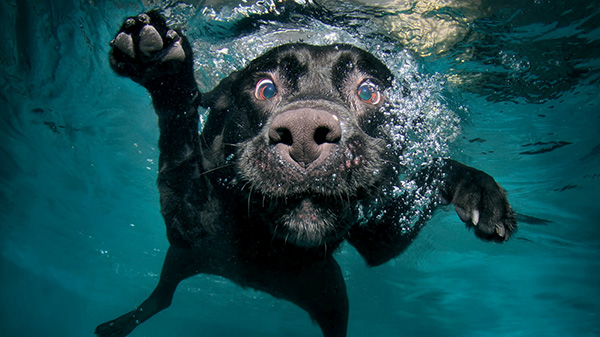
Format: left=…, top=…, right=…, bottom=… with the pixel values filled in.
left=95, top=246, right=200, bottom=337
left=347, top=197, right=424, bottom=267
left=109, top=11, right=201, bottom=173
left=264, top=255, right=349, bottom=337
left=300, top=262, right=348, bottom=337
left=348, top=158, right=516, bottom=267
left=439, top=159, right=516, bottom=241
left=304, top=259, right=349, bottom=337
left=109, top=11, right=209, bottom=247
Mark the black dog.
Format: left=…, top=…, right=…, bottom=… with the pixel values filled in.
left=96, top=11, right=516, bottom=337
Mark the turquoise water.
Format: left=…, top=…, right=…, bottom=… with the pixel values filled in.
left=1, top=0, right=599, bottom=336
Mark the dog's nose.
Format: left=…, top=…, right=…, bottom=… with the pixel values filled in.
left=269, top=108, right=342, bottom=168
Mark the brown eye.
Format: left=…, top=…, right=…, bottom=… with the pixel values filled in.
left=255, top=78, right=277, bottom=100
left=357, top=80, right=381, bottom=104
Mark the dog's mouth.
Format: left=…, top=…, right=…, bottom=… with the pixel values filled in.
left=236, top=124, right=388, bottom=247
left=258, top=194, right=351, bottom=247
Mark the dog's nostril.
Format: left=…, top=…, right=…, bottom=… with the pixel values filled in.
left=274, top=128, right=293, bottom=146
left=269, top=126, right=292, bottom=145
left=314, top=126, right=339, bottom=145
left=269, top=108, right=342, bottom=167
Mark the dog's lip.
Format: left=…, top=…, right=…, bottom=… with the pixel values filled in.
left=281, top=193, right=318, bottom=204
left=274, top=143, right=337, bottom=172
left=271, top=193, right=332, bottom=208
left=296, top=197, right=318, bottom=212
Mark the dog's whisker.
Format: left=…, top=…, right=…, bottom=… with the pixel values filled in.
left=198, top=163, right=235, bottom=176
left=101, top=17, right=516, bottom=336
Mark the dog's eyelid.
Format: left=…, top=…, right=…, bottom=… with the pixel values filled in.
left=255, top=77, right=278, bottom=101
left=252, top=72, right=275, bottom=82
left=253, top=72, right=290, bottom=88
left=357, top=79, right=383, bottom=105
left=360, top=77, right=384, bottom=88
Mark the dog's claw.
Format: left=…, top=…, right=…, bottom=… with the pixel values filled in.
left=446, top=161, right=516, bottom=242
left=166, top=29, right=178, bottom=42
left=471, top=209, right=479, bottom=226
left=138, top=13, right=151, bottom=24
left=124, top=17, right=136, bottom=28
left=495, top=223, right=506, bottom=237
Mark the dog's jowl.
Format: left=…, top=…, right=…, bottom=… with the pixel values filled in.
left=96, top=11, right=516, bottom=337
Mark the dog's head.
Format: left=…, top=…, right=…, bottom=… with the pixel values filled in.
left=203, top=43, right=397, bottom=247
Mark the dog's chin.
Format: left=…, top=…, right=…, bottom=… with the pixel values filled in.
left=270, top=197, right=343, bottom=248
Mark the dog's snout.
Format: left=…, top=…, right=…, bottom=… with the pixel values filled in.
left=269, top=108, right=341, bottom=168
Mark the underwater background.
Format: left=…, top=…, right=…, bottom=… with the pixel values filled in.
left=1, top=0, right=599, bottom=336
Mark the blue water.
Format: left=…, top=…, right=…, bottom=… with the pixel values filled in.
left=1, top=0, right=599, bottom=336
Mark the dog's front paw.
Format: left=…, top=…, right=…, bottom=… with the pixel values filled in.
left=109, top=11, right=190, bottom=86
left=444, top=161, right=516, bottom=242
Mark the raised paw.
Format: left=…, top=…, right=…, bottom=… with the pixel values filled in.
left=109, top=11, right=191, bottom=86
left=444, top=160, right=517, bottom=242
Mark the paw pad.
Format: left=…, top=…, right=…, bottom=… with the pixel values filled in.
left=109, top=11, right=191, bottom=85
left=113, top=32, right=135, bottom=58
left=139, top=25, right=164, bottom=57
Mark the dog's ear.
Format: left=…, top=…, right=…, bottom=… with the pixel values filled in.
left=197, top=71, right=241, bottom=145
left=200, top=70, right=261, bottom=150
left=199, top=71, right=242, bottom=110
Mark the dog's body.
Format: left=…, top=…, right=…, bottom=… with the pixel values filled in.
left=96, top=11, right=516, bottom=337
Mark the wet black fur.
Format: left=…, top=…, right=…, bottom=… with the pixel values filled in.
left=96, top=11, right=516, bottom=337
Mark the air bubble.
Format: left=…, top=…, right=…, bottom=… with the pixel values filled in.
left=182, top=5, right=460, bottom=230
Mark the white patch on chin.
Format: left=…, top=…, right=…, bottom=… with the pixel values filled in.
left=276, top=198, right=338, bottom=247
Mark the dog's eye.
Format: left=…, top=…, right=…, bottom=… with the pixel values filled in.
left=357, top=80, right=381, bottom=105
left=255, top=78, right=277, bottom=100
